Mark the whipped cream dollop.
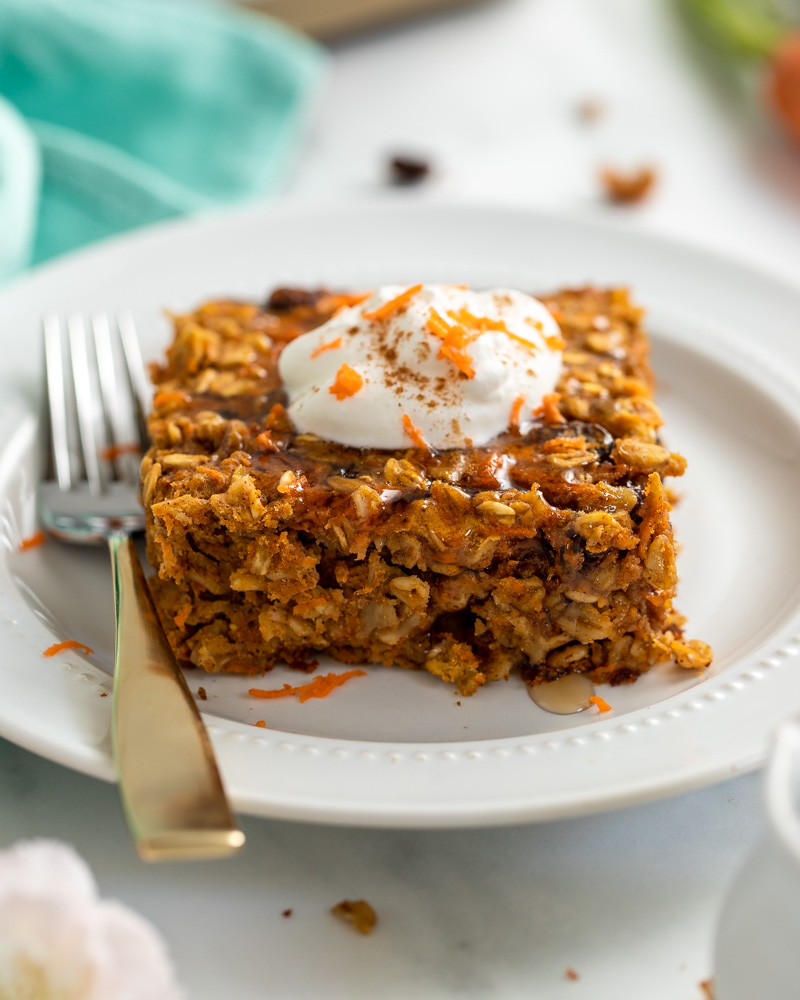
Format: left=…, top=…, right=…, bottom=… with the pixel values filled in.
left=278, top=284, right=564, bottom=450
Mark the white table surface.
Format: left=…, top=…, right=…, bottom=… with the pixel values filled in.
left=4, top=0, right=800, bottom=997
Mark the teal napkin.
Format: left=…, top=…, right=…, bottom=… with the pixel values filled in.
left=0, top=0, right=326, bottom=279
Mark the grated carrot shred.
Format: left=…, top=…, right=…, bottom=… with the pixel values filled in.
left=402, top=414, right=429, bottom=450
left=173, top=604, right=192, bottom=630
left=589, top=695, right=612, bottom=713
left=447, top=308, right=508, bottom=335
left=19, top=531, right=46, bottom=552
left=363, top=284, right=423, bottom=321
left=509, top=395, right=525, bottom=430
left=544, top=332, right=566, bottom=350
left=100, top=442, right=140, bottom=461
left=266, top=403, right=289, bottom=430
left=316, top=291, right=373, bottom=314
left=153, top=390, right=190, bottom=411
left=505, top=331, right=540, bottom=353
left=255, top=430, right=278, bottom=453
left=329, top=363, right=364, bottom=400
left=310, top=336, right=343, bottom=359
left=534, top=392, right=567, bottom=425
left=249, top=669, right=367, bottom=703
left=293, top=597, right=326, bottom=615
left=43, top=639, right=94, bottom=658
left=426, top=309, right=476, bottom=378
left=254, top=720, right=267, bottom=728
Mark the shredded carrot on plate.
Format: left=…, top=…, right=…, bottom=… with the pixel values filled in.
left=249, top=669, right=366, bottom=703
left=19, top=531, right=46, bottom=552
left=43, top=640, right=94, bottom=658
left=329, top=363, right=364, bottom=400
left=310, top=336, right=343, bottom=359
left=254, top=720, right=267, bottom=728
left=363, top=284, right=423, bottom=321
left=589, top=695, right=612, bottom=713
left=401, top=414, right=429, bottom=450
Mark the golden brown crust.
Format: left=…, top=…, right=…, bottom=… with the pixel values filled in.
left=142, top=286, right=711, bottom=695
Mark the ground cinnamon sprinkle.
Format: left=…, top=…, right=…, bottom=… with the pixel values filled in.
left=401, top=414, right=429, bottom=450
left=534, top=392, right=567, bottom=425
left=310, top=336, right=343, bottom=359
left=43, top=639, right=94, bottom=658
left=249, top=669, right=367, bottom=703
left=329, top=363, right=364, bottom=400
left=509, top=395, right=525, bottom=430
left=589, top=695, right=612, bottom=713
left=363, top=284, right=422, bottom=321
left=19, top=531, right=46, bottom=552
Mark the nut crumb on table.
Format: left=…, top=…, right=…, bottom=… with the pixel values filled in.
left=331, top=899, right=377, bottom=935
left=576, top=97, right=605, bottom=122
left=600, top=165, right=657, bottom=204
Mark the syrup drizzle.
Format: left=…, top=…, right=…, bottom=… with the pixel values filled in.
left=527, top=674, right=596, bottom=715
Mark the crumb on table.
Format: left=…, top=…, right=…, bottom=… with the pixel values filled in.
left=331, top=899, right=377, bottom=935
left=388, top=155, right=431, bottom=185
left=576, top=97, right=605, bottom=122
left=600, top=165, right=657, bottom=204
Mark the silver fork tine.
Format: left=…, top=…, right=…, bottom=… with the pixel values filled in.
left=68, top=316, right=106, bottom=496
left=118, top=314, right=151, bottom=447
left=94, top=315, right=138, bottom=485
left=43, top=316, right=72, bottom=491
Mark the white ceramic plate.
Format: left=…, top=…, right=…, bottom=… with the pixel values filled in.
left=2, top=201, right=800, bottom=828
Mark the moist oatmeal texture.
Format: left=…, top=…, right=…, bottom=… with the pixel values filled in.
left=142, top=286, right=712, bottom=696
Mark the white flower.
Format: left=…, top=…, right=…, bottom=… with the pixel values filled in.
left=0, top=840, right=183, bottom=1000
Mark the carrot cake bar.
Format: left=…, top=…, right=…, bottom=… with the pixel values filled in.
left=142, top=284, right=711, bottom=696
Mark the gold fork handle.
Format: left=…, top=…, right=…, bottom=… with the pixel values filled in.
left=109, top=533, right=245, bottom=861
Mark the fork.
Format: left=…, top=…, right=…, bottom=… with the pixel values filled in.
left=39, top=315, right=245, bottom=861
